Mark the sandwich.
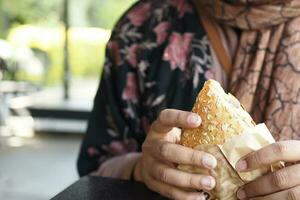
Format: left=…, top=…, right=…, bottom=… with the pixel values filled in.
left=181, top=79, right=256, bottom=147
left=178, top=80, right=282, bottom=200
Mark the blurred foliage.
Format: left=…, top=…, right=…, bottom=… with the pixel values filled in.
left=8, top=26, right=110, bottom=85
left=0, top=0, right=137, bottom=36
left=88, top=0, right=137, bottom=29
left=0, top=0, right=137, bottom=85
left=0, top=0, right=62, bottom=38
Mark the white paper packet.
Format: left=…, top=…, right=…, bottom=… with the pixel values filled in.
left=178, top=123, right=284, bottom=200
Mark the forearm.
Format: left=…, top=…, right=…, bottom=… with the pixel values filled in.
left=91, top=152, right=141, bottom=180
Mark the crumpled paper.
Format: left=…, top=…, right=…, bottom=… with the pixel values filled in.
left=178, top=124, right=284, bottom=200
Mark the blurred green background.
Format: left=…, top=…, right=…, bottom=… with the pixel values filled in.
left=0, top=0, right=136, bottom=85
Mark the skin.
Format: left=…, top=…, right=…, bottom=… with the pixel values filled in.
left=236, top=140, right=300, bottom=200
left=132, top=109, right=300, bottom=200
left=133, top=109, right=218, bottom=200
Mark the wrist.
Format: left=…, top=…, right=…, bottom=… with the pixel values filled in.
left=133, top=157, right=143, bottom=182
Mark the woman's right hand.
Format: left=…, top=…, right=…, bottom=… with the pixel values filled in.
left=133, top=109, right=217, bottom=200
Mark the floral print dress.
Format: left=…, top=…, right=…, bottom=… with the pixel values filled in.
left=77, top=0, right=225, bottom=177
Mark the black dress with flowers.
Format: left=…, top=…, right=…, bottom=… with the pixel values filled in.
left=77, top=0, right=216, bottom=176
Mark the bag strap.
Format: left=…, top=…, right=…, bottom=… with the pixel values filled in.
left=192, top=1, right=232, bottom=77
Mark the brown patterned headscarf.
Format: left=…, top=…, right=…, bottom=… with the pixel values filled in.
left=194, top=0, right=300, bottom=141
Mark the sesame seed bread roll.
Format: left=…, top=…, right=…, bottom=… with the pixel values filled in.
left=178, top=80, right=282, bottom=200
left=180, top=79, right=256, bottom=147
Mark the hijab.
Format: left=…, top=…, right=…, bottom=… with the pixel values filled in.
left=193, top=0, right=300, bottom=140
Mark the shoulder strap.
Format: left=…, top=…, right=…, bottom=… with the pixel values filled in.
left=192, top=1, right=232, bottom=77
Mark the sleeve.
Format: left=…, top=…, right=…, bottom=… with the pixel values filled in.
left=77, top=0, right=153, bottom=177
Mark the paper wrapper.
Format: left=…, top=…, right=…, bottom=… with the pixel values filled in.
left=178, top=124, right=284, bottom=200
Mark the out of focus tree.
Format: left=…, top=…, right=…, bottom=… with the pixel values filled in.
left=0, top=0, right=136, bottom=35
left=0, top=0, right=137, bottom=84
left=87, top=0, right=137, bottom=29
left=0, top=0, right=62, bottom=37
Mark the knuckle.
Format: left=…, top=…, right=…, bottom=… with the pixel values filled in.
left=189, top=175, right=205, bottom=190
left=149, top=121, right=156, bottom=131
left=142, top=142, right=150, bottom=153
left=158, top=109, right=169, bottom=122
left=272, top=142, right=287, bottom=156
left=150, top=121, right=161, bottom=133
left=144, top=176, right=157, bottom=193
left=164, top=188, right=175, bottom=200
left=251, top=152, right=264, bottom=167
left=287, top=190, right=299, bottom=200
left=157, top=111, right=164, bottom=124
left=190, top=150, right=201, bottom=165
left=272, top=170, right=289, bottom=188
left=159, top=143, right=171, bottom=158
left=175, top=111, right=181, bottom=123
left=157, top=167, right=168, bottom=183
left=144, top=178, right=153, bottom=190
left=188, top=175, right=197, bottom=189
left=244, top=182, right=261, bottom=196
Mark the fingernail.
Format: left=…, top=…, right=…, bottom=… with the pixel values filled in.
left=195, top=195, right=206, bottom=200
left=237, top=188, right=246, bottom=199
left=236, top=160, right=247, bottom=172
left=187, top=114, right=201, bottom=125
left=201, top=176, right=215, bottom=190
left=202, top=155, right=217, bottom=169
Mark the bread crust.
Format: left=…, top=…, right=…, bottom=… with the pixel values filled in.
left=180, top=80, right=255, bottom=147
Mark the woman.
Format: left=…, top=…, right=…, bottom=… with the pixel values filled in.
left=77, top=0, right=300, bottom=199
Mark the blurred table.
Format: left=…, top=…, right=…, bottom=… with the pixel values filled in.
left=51, top=176, right=168, bottom=200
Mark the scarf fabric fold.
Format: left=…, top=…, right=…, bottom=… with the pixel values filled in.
left=194, top=0, right=300, bottom=140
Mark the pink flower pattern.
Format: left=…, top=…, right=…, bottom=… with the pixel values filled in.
left=87, top=147, right=99, bottom=157
left=103, top=140, right=138, bottom=156
left=204, top=69, right=216, bottom=80
left=170, top=0, right=193, bottom=18
left=127, top=2, right=151, bottom=27
left=163, top=32, right=194, bottom=71
left=154, top=22, right=171, bottom=45
left=80, top=1, right=217, bottom=176
left=122, top=73, right=138, bottom=103
left=127, top=44, right=139, bottom=67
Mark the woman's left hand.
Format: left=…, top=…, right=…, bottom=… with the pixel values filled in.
left=235, top=140, right=300, bottom=200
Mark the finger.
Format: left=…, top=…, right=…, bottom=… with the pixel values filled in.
left=144, top=173, right=206, bottom=200
left=151, top=109, right=201, bottom=133
left=246, top=185, right=300, bottom=200
left=151, top=141, right=217, bottom=169
left=236, top=140, right=300, bottom=172
left=151, top=161, right=216, bottom=191
left=237, top=164, right=300, bottom=198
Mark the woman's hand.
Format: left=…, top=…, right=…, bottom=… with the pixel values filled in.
left=236, top=140, right=300, bottom=200
left=134, top=109, right=217, bottom=200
